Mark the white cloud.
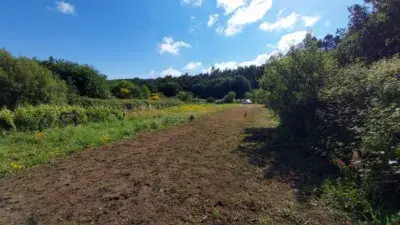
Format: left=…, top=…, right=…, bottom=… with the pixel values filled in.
left=302, top=15, right=321, bottom=27
left=216, top=0, right=246, bottom=15
left=149, top=70, right=155, bottom=76
left=259, top=12, right=299, bottom=32
left=277, top=31, right=308, bottom=52
left=203, top=51, right=277, bottom=73
left=182, top=0, right=203, bottom=7
left=277, top=8, right=286, bottom=16
left=183, top=62, right=202, bottom=70
left=224, top=0, right=273, bottom=36
left=158, top=37, right=191, bottom=55
left=207, top=14, right=219, bottom=27
left=53, top=1, right=76, bottom=15
left=161, top=67, right=182, bottom=77
left=239, top=51, right=277, bottom=67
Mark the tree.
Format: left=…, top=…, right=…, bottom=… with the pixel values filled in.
left=131, top=85, right=142, bottom=99
left=176, top=91, right=193, bottom=102
left=223, top=91, right=236, bottom=103
left=244, top=92, right=252, bottom=100
left=111, top=80, right=134, bottom=99
left=39, top=57, right=111, bottom=99
left=158, top=82, right=182, bottom=97
left=0, top=50, right=68, bottom=109
left=140, top=85, right=151, bottom=99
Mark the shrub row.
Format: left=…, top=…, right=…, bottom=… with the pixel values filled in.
left=71, top=97, right=183, bottom=110
left=260, top=37, right=400, bottom=222
left=0, top=105, right=123, bottom=132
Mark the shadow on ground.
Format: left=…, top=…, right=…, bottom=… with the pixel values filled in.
left=233, top=127, right=339, bottom=202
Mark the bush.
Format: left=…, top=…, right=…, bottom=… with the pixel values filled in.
left=141, top=85, right=151, bottom=99
left=0, top=49, right=68, bottom=109
left=176, top=91, right=193, bottom=102
left=71, top=97, right=183, bottom=110
left=206, top=97, right=216, bottom=103
left=260, top=37, right=400, bottom=221
left=222, top=91, right=236, bottom=103
left=0, top=105, right=125, bottom=132
left=0, top=108, right=15, bottom=131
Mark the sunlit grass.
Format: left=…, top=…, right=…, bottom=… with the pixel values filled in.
left=0, top=104, right=235, bottom=176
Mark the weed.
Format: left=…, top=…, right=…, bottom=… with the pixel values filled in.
left=258, top=215, right=271, bottom=225
left=212, top=208, right=220, bottom=218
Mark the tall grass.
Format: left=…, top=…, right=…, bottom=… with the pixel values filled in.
left=0, top=104, right=231, bottom=176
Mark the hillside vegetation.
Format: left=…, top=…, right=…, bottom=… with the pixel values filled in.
left=258, top=0, right=400, bottom=223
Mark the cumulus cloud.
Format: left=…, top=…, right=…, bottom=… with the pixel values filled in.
left=161, top=67, right=182, bottom=77
left=48, top=1, right=76, bottom=15
left=183, top=62, right=202, bottom=70
left=216, top=0, right=246, bottom=15
left=203, top=51, right=277, bottom=73
left=239, top=51, right=277, bottom=67
left=182, top=0, right=203, bottom=7
left=158, top=37, right=191, bottom=55
left=224, top=0, right=273, bottom=36
left=302, top=15, right=321, bottom=27
left=259, top=12, right=299, bottom=32
left=207, top=14, right=219, bottom=27
left=277, top=30, right=308, bottom=52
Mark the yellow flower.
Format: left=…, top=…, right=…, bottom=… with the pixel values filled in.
left=99, top=136, right=109, bottom=144
left=10, top=162, right=22, bottom=170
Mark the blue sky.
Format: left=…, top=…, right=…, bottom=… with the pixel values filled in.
left=0, top=0, right=362, bottom=79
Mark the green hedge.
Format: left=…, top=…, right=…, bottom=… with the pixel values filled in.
left=0, top=105, right=123, bottom=132
left=71, top=97, right=183, bottom=110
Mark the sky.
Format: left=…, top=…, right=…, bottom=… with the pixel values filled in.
left=0, top=0, right=363, bottom=79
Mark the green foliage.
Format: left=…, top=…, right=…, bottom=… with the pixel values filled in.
left=71, top=97, right=182, bottom=110
left=0, top=49, right=68, bottom=109
left=206, top=97, right=216, bottom=103
left=158, top=82, right=183, bottom=97
left=260, top=34, right=335, bottom=137
left=250, top=89, right=269, bottom=104
left=110, top=80, right=134, bottom=99
left=259, top=30, right=400, bottom=222
left=39, top=57, right=111, bottom=99
left=176, top=91, right=193, bottom=102
left=223, top=91, right=236, bottom=103
left=140, top=85, right=151, bottom=99
left=0, top=108, right=15, bottom=131
left=244, top=92, right=252, bottom=99
left=0, top=105, right=123, bottom=132
left=131, top=85, right=142, bottom=99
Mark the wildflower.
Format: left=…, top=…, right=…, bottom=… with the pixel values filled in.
left=10, top=162, right=22, bottom=170
left=34, top=132, right=45, bottom=142
left=99, top=136, right=109, bottom=144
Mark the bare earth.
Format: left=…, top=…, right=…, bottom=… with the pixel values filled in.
left=0, top=106, right=346, bottom=225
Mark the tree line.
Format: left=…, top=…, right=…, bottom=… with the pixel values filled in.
left=0, top=49, right=264, bottom=109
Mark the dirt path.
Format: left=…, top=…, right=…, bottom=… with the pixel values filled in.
left=0, top=106, right=344, bottom=225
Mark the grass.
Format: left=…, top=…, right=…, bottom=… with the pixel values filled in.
left=0, top=104, right=234, bottom=176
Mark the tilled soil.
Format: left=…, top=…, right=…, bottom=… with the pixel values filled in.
left=0, top=106, right=344, bottom=225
